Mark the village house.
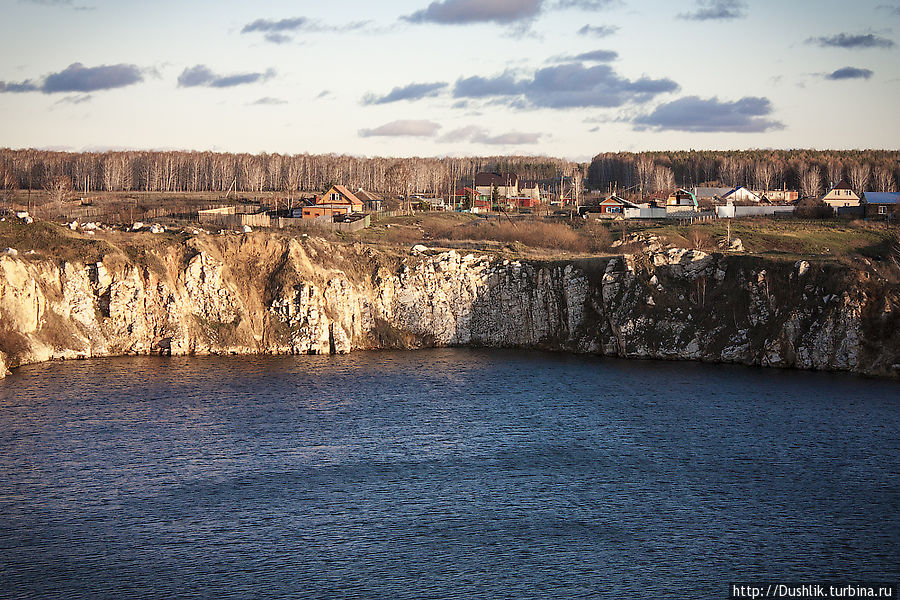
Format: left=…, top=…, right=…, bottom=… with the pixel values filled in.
left=355, top=188, right=382, bottom=212
left=666, top=189, right=698, bottom=211
left=452, top=187, right=477, bottom=208
left=474, top=172, right=519, bottom=199
left=519, top=180, right=542, bottom=204
left=759, top=188, right=799, bottom=203
left=421, top=196, right=450, bottom=211
left=579, top=194, right=639, bottom=218
left=506, top=195, right=538, bottom=209
left=473, top=195, right=492, bottom=212
left=721, top=186, right=762, bottom=203
left=296, top=184, right=363, bottom=219
left=821, top=180, right=861, bottom=214
left=862, top=192, right=899, bottom=220
left=692, top=186, right=732, bottom=202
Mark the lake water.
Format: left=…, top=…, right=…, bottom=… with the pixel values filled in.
left=0, top=350, right=897, bottom=599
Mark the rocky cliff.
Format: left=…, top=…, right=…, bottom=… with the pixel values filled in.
left=0, top=232, right=898, bottom=378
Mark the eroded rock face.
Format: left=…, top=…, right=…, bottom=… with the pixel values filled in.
left=0, top=235, right=897, bottom=378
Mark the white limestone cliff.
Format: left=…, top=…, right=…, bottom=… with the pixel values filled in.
left=0, top=234, right=896, bottom=378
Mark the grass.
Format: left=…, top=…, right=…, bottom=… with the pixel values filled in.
left=2, top=200, right=896, bottom=277
left=0, top=219, right=116, bottom=264
left=627, top=217, right=898, bottom=260
left=353, top=212, right=613, bottom=257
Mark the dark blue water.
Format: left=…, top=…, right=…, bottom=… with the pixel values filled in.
left=0, top=350, right=897, bottom=599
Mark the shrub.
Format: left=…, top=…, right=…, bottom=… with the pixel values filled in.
left=686, top=227, right=714, bottom=250
left=795, top=198, right=833, bottom=219
left=581, top=220, right=613, bottom=252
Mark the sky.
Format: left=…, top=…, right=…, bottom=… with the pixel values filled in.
left=1, top=0, right=898, bottom=161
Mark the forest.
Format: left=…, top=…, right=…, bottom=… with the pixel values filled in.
left=0, top=149, right=576, bottom=200
left=0, top=148, right=898, bottom=201
left=587, top=149, right=900, bottom=198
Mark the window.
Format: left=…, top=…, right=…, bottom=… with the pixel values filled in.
left=879, top=206, right=887, bottom=215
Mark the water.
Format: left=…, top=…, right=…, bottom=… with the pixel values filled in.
left=0, top=350, right=896, bottom=599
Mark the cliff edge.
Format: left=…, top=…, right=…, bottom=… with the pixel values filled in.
left=0, top=230, right=897, bottom=378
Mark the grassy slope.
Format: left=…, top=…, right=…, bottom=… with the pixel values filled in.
left=1, top=212, right=897, bottom=280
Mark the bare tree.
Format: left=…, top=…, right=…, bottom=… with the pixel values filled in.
left=719, top=157, right=743, bottom=187
left=848, top=162, right=870, bottom=195
left=635, top=155, right=653, bottom=199
left=772, top=160, right=786, bottom=189
left=385, top=162, right=410, bottom=198
left=799, top=166, right=822, bottom=199
left=651, top=165, right=675, bottom=192
left=44, top=175, right=73, bottom=203
left=874, top=166, right=897, bottom=192
left=753, top=161, right=775, bottom=193
left=826, top=159, right=843, bottom=189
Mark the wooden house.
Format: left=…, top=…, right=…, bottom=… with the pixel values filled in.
left=581, top=194, right=639, bottom=217
left=474, top=172, right=518, bottom=199
left=822, top=180, right=861, bottom=213
left=862, top=192, right=899, bottom=220
left=355, top=188, right=382, bottom=212
left=300, top=185, right=364, bottom=219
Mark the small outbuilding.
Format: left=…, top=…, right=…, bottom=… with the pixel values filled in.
left=862, top=192, right=899, bottom=220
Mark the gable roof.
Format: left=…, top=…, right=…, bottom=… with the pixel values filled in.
left=319, top=185, right=363, bottom=206
left=831, top=180, right=853, bottom=191
left=600, top=194, right=640, bottom=208
left=474, top=172, right=518, bottom=187
left=863, top=192, right=900, bottom=204
left=693, top=186, right=732, bottom=199
left=355, top=188, right=382, bottom=202
left=723, top=186, right=761, bottom=200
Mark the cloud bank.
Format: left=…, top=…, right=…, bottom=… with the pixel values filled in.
left=0, top=62, right=143, bottom=93
left=363, top=82, right=448, bottom=105
left=404, top=0, right=543, bottom=24
left=453, top=63, right=678, bottom=108
left=807, top=33, right=895, bottom=49
left=577, top=25, right=619, bottom=37
left=678, top=0, right=747, bottom=21
left=240, top=16, right=371, bottom=43
left=177, top=65, right=275, bottom=88
left=439, top=125, right=541, bottom=144
left=633, top=96, right=783, bottom=132
left=825, top=66, right=874, bottom=80
left=359, top=120, right=442, bottom=137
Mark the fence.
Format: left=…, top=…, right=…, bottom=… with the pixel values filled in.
left=716, top=204, right=795, bottom=218
left=673, top=211, right=717, bottom=225
left=624, top=206, right=668, bottom=219
left=198, top=206, right=372, bottom=232
left=275, top=215, right=371, bottom=232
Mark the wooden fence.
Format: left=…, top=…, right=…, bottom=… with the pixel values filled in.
left=199, top=207, right=371, bottom=232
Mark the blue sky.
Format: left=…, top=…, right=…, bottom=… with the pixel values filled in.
left=1, top=0, right=898, bottom=160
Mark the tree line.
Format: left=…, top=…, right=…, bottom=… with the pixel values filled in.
left=588, top=149, right=900, bottom=198
left=3, top=148, right=897, bottom=203
left=0, top=148, right=579, bottom=199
